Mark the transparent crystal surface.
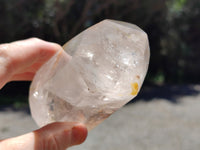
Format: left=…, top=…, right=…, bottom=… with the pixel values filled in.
left=29, top=19, right=150, bottom=130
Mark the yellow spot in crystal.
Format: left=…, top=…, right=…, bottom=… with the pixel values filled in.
left=131, top=82, right=138, bottom=95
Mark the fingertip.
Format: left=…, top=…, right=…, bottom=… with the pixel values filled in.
left=70, top=124, right=88, bottom=146
left=28, top=37, right=63, bottom=54
left=48, top=42, right=63, bottom=52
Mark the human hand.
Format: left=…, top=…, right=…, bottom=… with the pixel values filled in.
left=0, top=38, right=87, bottom=150
left=0, top=38, right=72, bottom=89
left=0, top=122, right=87, bottom=150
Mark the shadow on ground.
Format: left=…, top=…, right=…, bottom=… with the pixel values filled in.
left=133, top=84, right=200, bottom=103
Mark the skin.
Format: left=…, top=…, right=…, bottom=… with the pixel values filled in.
left=0, top=38, right=88, bottom=150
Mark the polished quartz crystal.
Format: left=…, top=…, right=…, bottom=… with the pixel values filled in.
left=29, top=20, right=150, bottom=130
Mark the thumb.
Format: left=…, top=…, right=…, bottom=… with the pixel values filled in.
left=0, top=122, right=87, bottom=150
left=35, top=122, right=88, bottom=149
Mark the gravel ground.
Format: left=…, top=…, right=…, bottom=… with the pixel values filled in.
left=1, top=84, right=200, bottom=150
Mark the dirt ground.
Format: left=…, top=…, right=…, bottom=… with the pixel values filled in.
left=1, top=84, right=200, bottom=150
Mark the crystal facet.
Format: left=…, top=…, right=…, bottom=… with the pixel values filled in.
left=29, top=20, right=150, bottom=130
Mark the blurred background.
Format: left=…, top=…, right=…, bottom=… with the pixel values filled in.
left=0, top=0, right=200, bottom=149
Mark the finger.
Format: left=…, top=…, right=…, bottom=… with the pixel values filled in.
left=11, top=72, right=35, bottom=81
left=35, top=122, right=87, bottom=149
left=3, top=38, right=62, bottom=73
left=0, top=122, right=87, bottom=150
left=0, top=38, right=63, bottom=88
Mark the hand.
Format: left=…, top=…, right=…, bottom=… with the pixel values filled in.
left=0, top=38, right=88, bottom=150
left=0, top=122, right=87, bottom=150
left=0, top=38, right=72, bottom=88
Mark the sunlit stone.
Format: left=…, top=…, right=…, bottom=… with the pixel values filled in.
left=29, top=20, right=150, bottom=130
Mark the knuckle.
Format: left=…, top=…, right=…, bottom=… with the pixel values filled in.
left=0, top=43, right=11, bottom=66
left=0, top=43, right=13, bottom=82
left=0, top=43, right=9, bottom=52
left=29, top=37, right=43, bottom=43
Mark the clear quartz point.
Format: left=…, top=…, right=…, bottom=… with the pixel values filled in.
left=29, top=19, right=150, bottom=130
